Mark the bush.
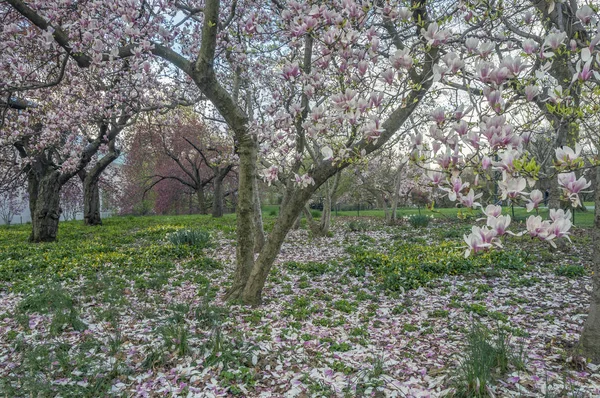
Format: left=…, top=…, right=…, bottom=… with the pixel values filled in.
left=407, top=214, right=430, bottom=228
left=554, top=264, right=586, bottom=278
left=310, top=210, right=321, bottom=219
left=452, top=324, right=524, bottom=397
left=347, top=220, right=369, bottom=232
left=349, top=243, right=525, bottom=291
left=167, top=229, right=211, bottom=248
left=268, top=209, right=277, bottom=217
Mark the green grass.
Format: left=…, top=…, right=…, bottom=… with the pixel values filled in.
left=262, top=203, right=595, bottom=226
left=0, top=214, right=238, bottom=292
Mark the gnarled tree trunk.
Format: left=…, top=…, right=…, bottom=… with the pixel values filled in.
left=212, top=175, right=224, bottom=217
left=197, top=185, right=207, bottom=214
left=580, top=165, right=600, bottom=363
left=82, top=177, right=102, bottom=225
left=79, top=141, right=119, bottom=226
left=212, top=165, right=233, bottom=218
left=28, top=169, right=62, bottom=242
left=253, top=175, right=265, bottom=252
left=224, top=134, right=257, bottom=301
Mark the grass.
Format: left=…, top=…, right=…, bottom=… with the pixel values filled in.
left=262, top=203, right=596, bottom=227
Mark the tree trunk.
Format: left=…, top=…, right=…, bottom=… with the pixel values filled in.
left=224, top=134, right=257, bottom=301
left=28, top=170, right=61, bottom=242
left=197, top=185, right=207, bottom=214
left=83, top=176, right=102, bottom=225
left=80, top=141, right=119, bottom=226
left=212, top=175, right=224, bottom=218
left=240, top=186, right=313, bottom=305
left=580, top=165, right=600, bottom=363
left=253, top=176, right=265, bottom=252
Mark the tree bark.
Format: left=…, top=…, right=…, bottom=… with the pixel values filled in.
left=79, top=141, right=119, bottom=226
left=240, top=186, right=314, bottom=305
left=82, top=176, right=102, bottom=225
left=28, top=169, right=61, bottom=242
left=253, top=176, right=265, bottom=252
left=197, top=185, right=206, bottom=214
left=212, top=175, right=224, bottom=218
left=580, top=165, right=600, bottom=363
left=224, top=134, right=257, bottom=301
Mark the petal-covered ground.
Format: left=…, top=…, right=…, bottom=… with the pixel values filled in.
left=0, top=216, right=598, bottom=397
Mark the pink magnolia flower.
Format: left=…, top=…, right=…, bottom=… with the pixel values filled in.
left=430, top=107, right=446, bottom=124
left=487, top=214, right=512, bottom=236
left=261, top=165, right=279, bottom=185
left=421, top=22, right=449, bottom=47
left=464, top=226, right=493, bottom=257
left=481, top=204, right=503, bottom=219
left=498, top=176, right=527, bottom=200
left=544, top=31, right=567, bottom=50
left=390, top=48, right=413, bottom=69
left=465, top=37, right=479, bottom=53
left=493, top=150, right=519, bottom=173
left=574, top=60, right=594, bottom=82
left=555, top=144, right=581, bottom=165
left=576, top=5, right=594, bottom=25
left=522, top=39, right=539, bottom=55
left=444, top=177, right=469, bottom=201
left=549, top=218, right=572, bottom=241
left=526, top=189, right=544, bottom=212
left=459, top=189, right=482, bottom=208
left=526, top=215, right=553, bottom=241
left=453, top=120, right=468, bottom=136
left=549, top=208, right=571, bottom=222
left=427, top=171, right=445, bottom=186
left=524, top=85, right=539, bottom=101
left=294, top=173, right=315, bottom=188
left=557, top=172, right=590, bottom=206
left=481, top=156, right=492, bottom=170
left=282, top=63, right=301, bottom=80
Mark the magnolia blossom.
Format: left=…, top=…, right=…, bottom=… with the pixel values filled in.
left=459, top=189, right=482, bottom=208
left=544, top=31, right=567, bottom=50
left=390, top=48, right=413, bottom=69
left=557, top=172, right=590, bottom=206
left=293, top=173, right=315, bottom=188
left=487, top=214, right=512, bottom=236
left=421, top=22, right=449, bottom=46
left=526, top=214, right=572, bottom=248
left=526, top=189, right=544, bottom=212
left=321, top=146, right=333, bottom=161
left=526, top=215, right=553, bottom=241
left=441, top=177, right=469, bottom=201
left=427, top=171, right=445, bottom=186
left=464, top=226, right=493, bottom=257
left=261, top=165, right=279, bottom=185
left=576, top=5, right=594, bottom=24
left=498, top=176, right=526, bottom=200
left=555, top=144, right=581, bottom=165
left=549, top=208, right=571, bottom=222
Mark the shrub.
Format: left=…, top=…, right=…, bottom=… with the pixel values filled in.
left=349, top=243, right=525, bottom=292
left=407, top=214, right=430, bottom=228
left=347, top=220, right=369, bottom=232
left=310, top=210, right=321, bottom=219
left=554, top=264, right=586, bottom=278
left=167, top=228, right=211, bottom=248
left=452, top=324, right=525, bottom=397
left=268, top=209, right=277, bottom=217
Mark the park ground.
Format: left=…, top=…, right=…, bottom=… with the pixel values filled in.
left=0, top=207, right=599, bottom=397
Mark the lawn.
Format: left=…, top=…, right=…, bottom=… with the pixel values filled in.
left=0, top=214, right=598, bottom=397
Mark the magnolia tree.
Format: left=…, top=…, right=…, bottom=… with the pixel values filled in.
left=138, top=110, right=237, bottom=217
left=0, top=189, right=26, bottom=225
left=407, top=0, right=600, bottom=362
